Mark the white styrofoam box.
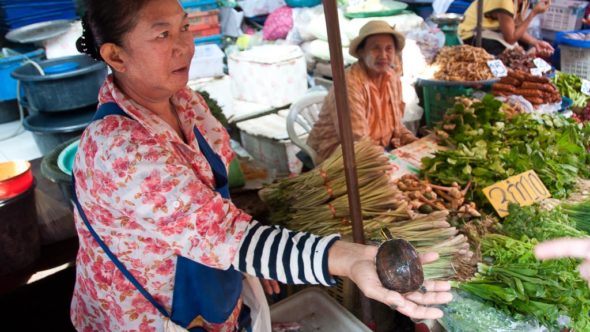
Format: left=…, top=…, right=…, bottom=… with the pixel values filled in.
left=228, top=45, right=308, bottom=107
left=236, top=112, right=305, bottom=175
left=189, top=44, right=225, bottom=80
left=270, top=287, right=371, bottom=331
left=188, top=74, right=233, bottom=119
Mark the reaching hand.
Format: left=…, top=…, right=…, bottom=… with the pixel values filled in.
left=535, top=238, right=590, bottom=286
left=533, top=0, right=551, bottom=15
left=347, top=247, right=452, bottom=320
left=534, top=40, right=554, bottom=57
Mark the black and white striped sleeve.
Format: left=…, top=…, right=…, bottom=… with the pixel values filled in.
left=232, top=220, right=340, bottom=286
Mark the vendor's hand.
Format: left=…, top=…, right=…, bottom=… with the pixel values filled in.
left=533, top=0, right=551, bottom=15
left=535, top=238, right=590, bottom=286
left=260, top=278, right=281, bottom=296
left=534, top=40, right=555, bottom=57
left=346, top=245, right=452, bottom=320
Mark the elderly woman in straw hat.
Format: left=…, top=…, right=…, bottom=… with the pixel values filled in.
left=307, top=20, right=418, bottom=163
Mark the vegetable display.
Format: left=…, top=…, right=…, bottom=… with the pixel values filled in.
left=551, top=71, right=590, bottom=109
left=421, top=95, right=590, bottom=208
left=457, top=234, right=590, bottom=332
left=502, top=204, right=587, bottom=241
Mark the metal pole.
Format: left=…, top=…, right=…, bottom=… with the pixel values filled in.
left=476, top=0, right=483, bottom=47
left=322, top=0, right=371, bottom=325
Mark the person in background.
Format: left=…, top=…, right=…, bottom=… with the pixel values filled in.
left=70, top=1, right=452, bottom=331
left=459, top=0, right=554, bottom=56
left=535, top=238, right=590, bottom=286
left=307, top=20, right=418, bottom=164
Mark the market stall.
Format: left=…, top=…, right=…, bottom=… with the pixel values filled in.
left=3, top=0, right=590, bottom=330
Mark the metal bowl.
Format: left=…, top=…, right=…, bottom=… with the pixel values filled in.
left=430, top=13, right=465, bottom=25
left=5, top=20, right=72, bottom=44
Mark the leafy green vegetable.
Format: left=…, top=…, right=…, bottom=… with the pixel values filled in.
left=421, top=95, right=590, bottom=210
left=502, top=204, right=587, bottom=241
left=457, top=234, right=590, bottom=331
left=552, top=72, right=590, bottom=109
left=562, top=200, right=590, bottom=234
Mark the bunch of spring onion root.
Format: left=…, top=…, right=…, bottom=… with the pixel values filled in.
left=259, top=138, right=475, bottom=280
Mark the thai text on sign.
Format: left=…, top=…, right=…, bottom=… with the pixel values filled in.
left=482, top=170, right=551, bottom=217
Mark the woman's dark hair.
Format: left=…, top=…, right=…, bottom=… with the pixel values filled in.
left=76, top=0, right=153, bottom=61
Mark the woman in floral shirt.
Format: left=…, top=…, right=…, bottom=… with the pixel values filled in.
left=71, top=0, right=452, bottom=331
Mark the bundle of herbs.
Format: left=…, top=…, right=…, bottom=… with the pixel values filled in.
left=502, top=204, right=587, bottom=241
left=422, top=95, right=590, bottom=210
left=561, top=200, right=590, bottom=234
left=456, top=234, right=590, bottom=331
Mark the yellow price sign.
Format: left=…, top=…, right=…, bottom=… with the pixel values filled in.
left=482, top=170, right=551, bottom=217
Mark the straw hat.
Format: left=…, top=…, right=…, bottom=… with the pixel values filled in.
left=349, top=20, right=405, bottom=58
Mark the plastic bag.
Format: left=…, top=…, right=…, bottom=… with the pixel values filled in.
left=405, top=26, right=445, bottom=64
left=242, top=275, right=272, bottom=331
left=439, top=289, right=550, bottom=332
left=263, top=6, right=294, bottom=41
left=432, top=0, right=454, bottom=14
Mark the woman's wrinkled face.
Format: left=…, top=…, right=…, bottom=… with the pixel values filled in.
left=358, top=34, right=397, bottom=76
left=117, top=0, right=194, bottom=98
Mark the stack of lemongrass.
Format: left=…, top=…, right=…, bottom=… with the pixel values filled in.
left=374, top=211, right=475, bottom=281
left=259, top=138, right=406, bottom=226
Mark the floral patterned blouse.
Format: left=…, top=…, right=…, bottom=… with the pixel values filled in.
left=70, top=76, right=252, bottom=332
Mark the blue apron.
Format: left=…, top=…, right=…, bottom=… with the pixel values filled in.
left=72, top=102, right=250, bottom=331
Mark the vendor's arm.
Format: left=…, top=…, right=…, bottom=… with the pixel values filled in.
left=495, top=0, right=550, bottom=44
left=521, top=32, right=554, bottom=56
left=232, top=222, right=452, bottom=320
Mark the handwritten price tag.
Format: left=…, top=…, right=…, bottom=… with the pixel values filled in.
left=487, top=60, right=508, bottom=78
left=533, top=58, right=552, bottom=73
left=530, top=68, right=543, bottom=76
left=582, top=79, right=590, bottom=96
left=483, top=170, right=551, bottom=217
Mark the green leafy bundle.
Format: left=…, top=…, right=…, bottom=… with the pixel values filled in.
left=457, top=234, right=590, bottom=331
left=421, top=95, right=590, bottom=209
left=562, top=200, right=590, bottom=234
left=502, top=204, right=587, bottom=241
left=552, top=71, right=590, bottom=109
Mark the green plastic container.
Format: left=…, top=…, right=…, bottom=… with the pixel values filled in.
left=418, top=78, right=497, bottom=127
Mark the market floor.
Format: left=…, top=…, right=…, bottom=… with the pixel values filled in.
left=0, top=265, right=77, bottom=331
left=0, top=119, right=42, bottom=162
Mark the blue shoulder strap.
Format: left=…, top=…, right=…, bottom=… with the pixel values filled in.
left=91, top=102, right=129, bottom=121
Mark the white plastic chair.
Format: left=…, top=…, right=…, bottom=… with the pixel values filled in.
left=286, top=90, right=328, bottom=167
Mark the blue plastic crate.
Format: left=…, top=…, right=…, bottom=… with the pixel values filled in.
left=194, top=34, right=223, bottom=47
left=0, top=48, right=45, bottom=101
left=556, top=29, right=590, bottom=48
left=181, top=0, right=219, bottom=11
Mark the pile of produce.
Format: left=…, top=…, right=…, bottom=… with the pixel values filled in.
left=259, top=139, right=406, bottom=228
left=491, top=70, right=561, bottom=105
left=421, top=95, right=590, bottom=208
left=260, top=139, right=475, bottom=281
left=433, top=45, right=495, bottom=81
left=393, top=174, right=480, bottom=217
left=552, top=71, right=590, bottom=110
left=561, top=199, right=590, bottom=234
left=497, top=47, right=535, bottom=72
left=502, top=204, right=587, bottom=240
left=457, top=233, right=590, bottom=331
